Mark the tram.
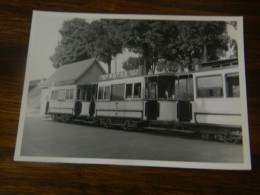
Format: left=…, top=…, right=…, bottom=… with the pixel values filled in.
left=46, top=58, right=242, bottom=143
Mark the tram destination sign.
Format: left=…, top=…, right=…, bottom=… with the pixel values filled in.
left=99, top=69, right=142, bottom=81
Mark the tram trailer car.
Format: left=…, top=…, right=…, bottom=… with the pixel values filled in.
left=46, top=58, right=242, bottom=143
left=47, top=83, right=98, bottom=122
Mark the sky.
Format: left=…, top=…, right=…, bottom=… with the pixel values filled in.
left=28, top=12, right=139, bottom=81
left=27, top=12, right=238, bottom=81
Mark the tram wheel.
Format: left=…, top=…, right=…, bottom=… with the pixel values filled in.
left=62, top=115, right=71, bottom=123
left=122, top=120, right=131, bottom=131
left=104, top=119, right=112, bottom=129
left=222, top=135, right=240, bottom=144
left=215, top=134, right=241, bottom=144
left=51, top=114, right=57, bottom=121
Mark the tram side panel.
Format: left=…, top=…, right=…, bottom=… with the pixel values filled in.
left=124, top=100, right=143, bottom=119
left=49, top=101, right=75, bottom=115
left=193, top=98, right=241, bottom=126
left=156, top=101, right=178, bottom=121
left=47, top=85, right=95, bottom=118
left=80, top=101, right=90, bottom=116
left=48, top=85, right=77, bottom=116
left=96, top=77, right=145, bottom=121
left=192, top=68, right=241, bottom=129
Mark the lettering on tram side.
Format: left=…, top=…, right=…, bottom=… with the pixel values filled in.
left=99, top=69, right=141, bottom=81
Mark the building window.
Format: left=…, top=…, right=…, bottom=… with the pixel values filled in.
left=133, top=83, right=141, bottom=98
left=197, top=75, right=223, bottom=98
left=226, top=73, right=240, bottom=97
left=104, top=86, right=111, bottom=100
left=111, top=84, right=125, bottom=101
left=125, top=84, right=133, bottom=99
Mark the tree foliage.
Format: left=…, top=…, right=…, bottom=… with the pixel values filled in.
left=121, top=20, right=231, bottom=72
left=228, top=21, right=238, bottom=58
left=120, top=20, right=179, bottom=73
left=160, top=21, right=230, bottom=71
left=85, top=19, right=123, bottom=73
left=50, top=18, right=90, bottom=68
left=51, top=18, right=236, bottom=74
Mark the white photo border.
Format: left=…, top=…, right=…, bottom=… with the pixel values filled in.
left=14, top=10, right=251, bottom=170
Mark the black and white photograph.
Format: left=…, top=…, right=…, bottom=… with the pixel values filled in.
left=14, top=11, right=251, bottom=170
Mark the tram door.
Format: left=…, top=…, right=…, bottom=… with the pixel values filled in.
left=175, top=75, right=194, bottom=122
left=145, top=77, right=159, bottom=120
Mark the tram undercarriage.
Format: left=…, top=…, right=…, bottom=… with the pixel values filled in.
left=49, top=112, right=242, bottom=144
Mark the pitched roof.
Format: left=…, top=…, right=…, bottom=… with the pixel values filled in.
left=41, top=58, right=106, bottom=87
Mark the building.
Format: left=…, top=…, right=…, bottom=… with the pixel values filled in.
left=40, top=58, right=106, bottom=116
left=29, top=79, right=45, bottom=92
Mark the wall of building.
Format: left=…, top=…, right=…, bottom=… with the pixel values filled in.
left=76, top=62, right=105, bottom=85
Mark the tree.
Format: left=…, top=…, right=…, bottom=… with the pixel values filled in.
left=120, top=20, right=165, bottom=74
left=180, top=22, right=229, bottom=62
left=51, top=18, right=232, bottom=74
left=228, top=21, right=238, bottom=58
left=50, top=18, right=90, bottom=68
left=155, top=21, right=230, bottom=72
left=121, top=20, right=230, bottom=74
left=121, top=20, right=179, bottom=73
left=86, top=19, right=123, bottom=73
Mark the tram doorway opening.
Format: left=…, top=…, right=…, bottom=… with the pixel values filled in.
left=145, top=75, right=176, bottom=120
left=175, top=75, right=194, bottom=122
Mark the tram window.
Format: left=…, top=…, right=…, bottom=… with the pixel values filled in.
left=58, top=89, right=66, bottom=101
left=104, top=86, right=111, bottom=100
left=111, top=84, right=125, bottom=101
left=66, top=89, right=70, bottom=100
left=175, top=76, right=193, bottom=101
left=51, top=90, right=58, bottom=100
left=158, top=76, right=175, bottom=100
left=98, top=86, right=104, bottom=100
left=126, top=84, right=133, bottom=98
left=92, top=85, right=98, bottom=100
left=148, top=82, right=157, bottom=99
left=54, top=90, right=58, bottom=100
left=226, top=73, right=240, bottom=97
left=69, top=89, right=74, bottom=100
left=77, top=89, right=81, bottom=100
left=134, top=83, right=141, bottom=98
left=197, top=75, right=223, bottom=98
left=80, top=87, right=92, bottom=101
left=86, top=88, right=92, bottom=101
left=51, top=91, right=55, bottom=100
left=80, top=89, right=86, bottom=101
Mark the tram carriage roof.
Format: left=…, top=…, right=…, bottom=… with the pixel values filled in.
left=98, top=58, right=239, bottom=83
left=176, top=58, right=239, bottom=76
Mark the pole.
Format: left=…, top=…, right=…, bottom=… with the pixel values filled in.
left=115, top=56, right=117, bottom=73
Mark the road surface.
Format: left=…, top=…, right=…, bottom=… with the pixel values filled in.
left=20, top=116, right=243, bottom=163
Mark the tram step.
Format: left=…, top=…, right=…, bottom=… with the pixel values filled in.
left=111, top=122, right=124, bottom=127
left=73, top=119, right=97, bottom=125
left=82, top=121, right=97, bottom=125
left=144, top=127, right=196, bottom=134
